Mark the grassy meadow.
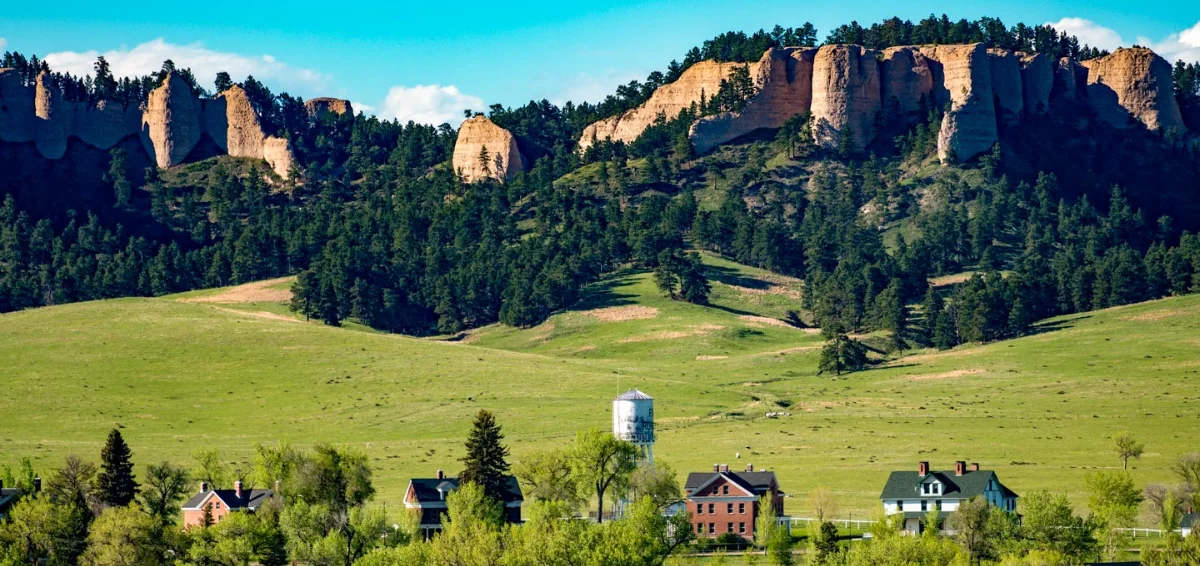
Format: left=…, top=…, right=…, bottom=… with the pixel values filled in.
left=2, top=254, right=1199, bottom=521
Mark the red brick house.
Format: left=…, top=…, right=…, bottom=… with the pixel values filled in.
left=181, top=480, right=275, bottom=529
left=684, top=464, right=785, bottom=540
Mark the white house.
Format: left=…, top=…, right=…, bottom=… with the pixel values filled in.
left=879, top=460, right=1018, bottom=534
left=1183, top=513, right=1197, bottom=537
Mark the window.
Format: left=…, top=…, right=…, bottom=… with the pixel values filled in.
left=697, top=503, right=704, bottom=515
left=921, top=500, right=928, bottom=511
left=722, top=485, right=729, bottom=495
left=935, top=500, right=942, bottom=511
left=897, top=500, right=904, bottom=510
left=727, top=503, right=734, bottom=514
left=738, top=503, right=745, bottom=514
left=708, top=523, right=715, bottom=534
left=708, top=503, right=715, bottom=514
left=727, top=522, right=734, bottom=533
left=739, top=522, right=746, bottom=534
left=696, top=523, right=704, bottom=534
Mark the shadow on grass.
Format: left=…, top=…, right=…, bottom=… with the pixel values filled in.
left=1028, top=314, right=1091, bottom=336
left=705, top=264, right=773, bottom=291
left=567, top=269, right=644, bottom=312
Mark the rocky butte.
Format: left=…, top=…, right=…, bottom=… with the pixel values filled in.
left=567, top=42, right=1189, bottom=164
left=451, top=115, right=526, bottom=183
left=0, top=70, right=349, bottom=180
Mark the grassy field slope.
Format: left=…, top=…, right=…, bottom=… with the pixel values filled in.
left=3, top=255, right=1199, bottom=517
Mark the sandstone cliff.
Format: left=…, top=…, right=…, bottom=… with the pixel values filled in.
left=453, top=115, right=525, bottom=183
left=919, top=44, right=998, bottom=163
left=305, top=97, right=353, bottom=119
left=578, top=60, right=758, bottom=151
left=1019, top=53, right=1053, bottom=114
left=987, top=48, right=1024, bottom=123
left=141, top=72, right=203, bottom=168
left=880, top=46, right=934, bottom=123
left=1081, top=47, right=1185, bottom=132
left=689, top=47, right=816, bottom=154
left=34, top=72, right=71, bottom=159
left=811, top=44, right=881, bottom=152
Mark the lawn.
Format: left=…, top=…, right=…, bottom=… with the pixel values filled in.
left=2, top=254, right=1198, bottom=522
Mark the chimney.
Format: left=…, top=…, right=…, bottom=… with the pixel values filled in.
left=200, top=481, right=209, bottom=493
left=234, top=480, right=243, bottom=499
left=719, top=464, right=729, bottom=473
left=918, top=461, right=929, bottom=476
left=955, top=461, right=966, bottom=476
left=746, top=463, right=754, bottom=472
left=436, top=469, right=444, bottom=480
left=274, top=480, right=281, bottom=495
left=970, top=463, right=980, bottom=472
left=33, top=477, right=41, bottom=493
left=713, top=464, right=720, bottom=473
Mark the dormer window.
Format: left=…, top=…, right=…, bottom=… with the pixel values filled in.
left=921, top=482, right=942, bottom=496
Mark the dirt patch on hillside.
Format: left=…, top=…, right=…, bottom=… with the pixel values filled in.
left=727, top=278, right=804, bottom=301
left=211, top=306, right=302, bottom=324
left=525, top=322, right=556, bottom=344
left=905, top=368, right=986, bottom=381
left=696, top=355, right=729, bottom=360
left=738, top=315, right=794, bottom=328
left=179, top=277, right=294, bottom=304
left=618, top=324, right=724, bottom=343
left=581, top=305, right=659, bottom=322
left=928, top=272, right=978, bottom=287
left=772, top=346, right=821, bottom=355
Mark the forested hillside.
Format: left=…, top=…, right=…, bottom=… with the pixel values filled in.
left=3, top=14, right=1200, bottom=349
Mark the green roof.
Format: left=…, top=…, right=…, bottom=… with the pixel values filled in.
left=880, top=469, right=1017, bottom=501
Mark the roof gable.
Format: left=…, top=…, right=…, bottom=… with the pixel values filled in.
left=407, top=476, right=523, bottom=504
left=685, top=471, right=778, bottom=497
left=183, top=489, right=274, bottom=510
left=880, top=469, right=1015, bottom=501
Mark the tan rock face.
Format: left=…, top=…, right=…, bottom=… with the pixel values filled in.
left=689, top=47, right=816, bottom=154
left=880, top=46, right=934, bottom=123
left=987, top=49, right=1024, bottom=123
left=34, top=72, right=71, bottom=159
left=305, top=98, right=353, bottom=119
left=1054, top=57, right=1081, bottom=100
left=811, top=44, right=881, bottom=152
left=1019, top=53, right=1053, bottom=114
left=1081, top=47, right=1185, bottom=132
left=578, top=60, right=757, bottom=151
left=262, top=136, right=295, bottom=179
left=0, top=68, right=35, bottom=143
left=216, top=85, right=268, bottom=158
left=141, top=72, right=203, bottom=168
left=453, top=116, right=525, bottom=183
left=920, top=44, right=998, bottom=163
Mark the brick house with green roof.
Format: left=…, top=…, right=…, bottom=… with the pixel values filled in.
left=880, top=460, right=1018, bottom=534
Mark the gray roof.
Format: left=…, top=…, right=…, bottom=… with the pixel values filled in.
left=408, top=476, right=523, bottom=505
left=615, top=389, right=652, bottom=401
left=183, top=489, right=274, bottom=510
left=880, top=469, right=1017, bottom=501
left=1184, top=513, right=1198, bottom=528
left=0, top=489, right=21, bottom=515
left=685, top=471, right=778, bottom=496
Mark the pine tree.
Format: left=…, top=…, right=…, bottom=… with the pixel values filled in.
left=459, top=409, right=511, bottom=504
left=201, top=503, right=214, bottom=528
left=96, top=428, right=138, bottom=507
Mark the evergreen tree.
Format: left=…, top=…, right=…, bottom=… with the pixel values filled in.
left=459, top=410, right=512, bottom=504
left=96, top=429, right=138, bottom=508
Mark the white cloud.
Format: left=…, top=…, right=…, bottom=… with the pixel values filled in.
left=378, top=84, right=483, bottom=126
left=1140, top=21, right=1200, bottom=65
left=1047, top=17, right=1125, bottom=51
left=350, top=101, right=376, bottom=116
left=43, top=38, right=331, bottom=94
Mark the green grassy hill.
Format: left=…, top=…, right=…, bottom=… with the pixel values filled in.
left=3, top=254, right=1199, bottom=517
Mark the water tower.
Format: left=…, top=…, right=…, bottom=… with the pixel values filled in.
left=613, top=389, right=655, bottom=464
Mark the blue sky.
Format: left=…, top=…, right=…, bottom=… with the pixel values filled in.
left=2, top=1, right=1198, bottom=124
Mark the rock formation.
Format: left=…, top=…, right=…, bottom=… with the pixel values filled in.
left=1019, top=53, right=1053, bottom=115
left=880, top=46, right=934, bottom=123
left=578, top=60, right=758, bottom=151
left=1054, top=57, right=1081, bottom=100
left=452, top=115, right=525, bottom=183
left=305, top=97, right=353, bottom=119
left=34, top=72, right=71, bottom=159
left=1081, top=47, right=1185, bottom=132
left=810, top=44, right=881, bottom=152
left=690, top=47, right=816, bottom=154
left=0, top=69, right=303, bottom=179
left=987, top=48, right=1024, bottom=123
left=141, top=72, right=204, bottom=168
left=919, top=44, right=998, bottom=163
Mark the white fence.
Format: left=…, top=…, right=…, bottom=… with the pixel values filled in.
left=783, top=517, right=875, bottom=531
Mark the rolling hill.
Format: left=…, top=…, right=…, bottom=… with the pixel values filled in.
left=2, top=254, right=1199, bottom=517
